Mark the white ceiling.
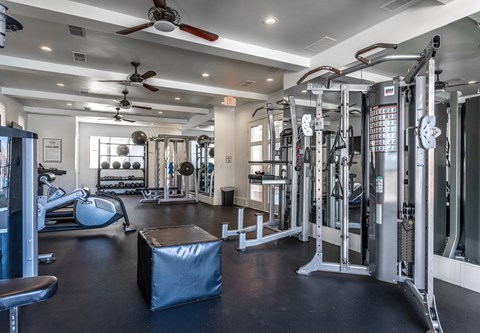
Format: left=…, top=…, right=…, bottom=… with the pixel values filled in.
left=1, top=0, right=480, bottom=129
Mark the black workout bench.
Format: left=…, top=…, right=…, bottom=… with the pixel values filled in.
left=0, top=276, right=58, bottom=333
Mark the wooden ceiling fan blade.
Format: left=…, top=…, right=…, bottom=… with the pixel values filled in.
left=116, top=22, right=154, bottom=35
left=123, top=118, right=136, bottom=123
left=132, top=105, right=152, bottom=110
left=143, top=83, right=159, bottom=92
left=444, top=77, right=464, bottom=84
left=141, top=70, right=157, bottom=80
left=153, top=0, right=166, bottom=9
left=448, top=81, right=480, bottom=88
left=178, top=24, right=219, bottom=42
left=97, top=80, right=130, bottom=83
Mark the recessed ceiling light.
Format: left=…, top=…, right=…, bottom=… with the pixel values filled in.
left=266, top=78, right=274, bottom=82
left=66, top=103, right=73, bottom=106
left=158, top=111, right=163, bottom=114
left=57, top=83, right=65, bottom=87
left=221, top=101, right=225, bottom=105
left=40, top=46, right=52, bottom=52
left=201, top=73, right=210, bottom=78
left=468, top=80, right=478, bottom=84
left=174, top=97, right=181, bottom=101
left=263, top=17, right=278, bottom=25
left=301, top=89, right=308, bottom=94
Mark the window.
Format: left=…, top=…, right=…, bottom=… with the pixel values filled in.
left=89, top=136, right=133, bottom=168
left=249, top=124, right=263, bottom=203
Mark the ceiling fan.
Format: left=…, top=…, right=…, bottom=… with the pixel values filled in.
left=323, top=103, right=361, bottom=118
left=111, top=89, right=152, bottom=110
left=98, top=62, right=159, bottom=92
left=111, top=107, right=135, bottom=123
left=435, top=69, right=478, bottom=90
left=116, top=0, right=219, bottom=42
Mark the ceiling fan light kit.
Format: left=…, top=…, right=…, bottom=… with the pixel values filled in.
left=154, top=20, right=176, bottom=32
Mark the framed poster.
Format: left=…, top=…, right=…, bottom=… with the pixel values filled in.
left=43, top=138, right=62, bottom=162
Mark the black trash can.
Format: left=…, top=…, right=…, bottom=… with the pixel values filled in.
left=221, top=187, right=235, bottom=206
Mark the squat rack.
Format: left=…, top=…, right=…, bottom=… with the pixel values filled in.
left=222, top=96, right=310, bottom=250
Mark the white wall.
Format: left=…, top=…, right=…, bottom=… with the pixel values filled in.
left=77, top=122, right=181, bottom=191
left=0, top=92, right=27, bottom=128
left=212, top=106, right=236, bottom=205
left=26, top=114, right=77, bottom=192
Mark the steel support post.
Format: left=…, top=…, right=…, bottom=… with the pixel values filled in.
left=299, top=135, right=311, bottom=241
left=443, top=92, right=461, bottom=258
left=267, top=103, right=276, bottom=225
left=288, top=96, right=299, bottom=229
left=340, top=86, right=350, bottom=271
left=163, top=138, right=169, bottom=200
left=327, top=134, right=337, bottom=228
left=297, top=91, right=324, bottom=275
left=414, top=76, right=426, bottom=290
left=22, top=137, right=38, bottom=277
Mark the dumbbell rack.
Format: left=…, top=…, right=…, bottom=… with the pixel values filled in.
left=96, top=142, right=148, bottom=195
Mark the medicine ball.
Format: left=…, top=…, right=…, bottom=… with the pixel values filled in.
left=122, top=161, right=131, bottom=169
left=177, top=161, right=194, bottom=176
left=208, top=147, right=214, bottom=158
left=132, top=161, right=141, bottom=169
left=116, top=144, right=130, bottom=156
left=131, top=131, right=147, bottom=145
left=101, top=161, right=110, bottom=169
left=197, top=134, right=210, bottom=145
left=112, top=161, right=121, bottom=169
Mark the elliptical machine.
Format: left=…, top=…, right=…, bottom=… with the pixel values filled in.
left=38, top=173, right=135, bottom=233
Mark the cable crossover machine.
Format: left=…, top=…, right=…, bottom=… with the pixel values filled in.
left=295, top=36, right=443, bottom=332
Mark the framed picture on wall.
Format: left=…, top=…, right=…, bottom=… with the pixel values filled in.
left=43, top=138, right=62, bottom=163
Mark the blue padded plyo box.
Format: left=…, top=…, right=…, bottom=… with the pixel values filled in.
left=137, top=225, right=222, bottom=311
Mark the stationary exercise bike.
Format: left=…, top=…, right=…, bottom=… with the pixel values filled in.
left=38, top=173, right=135, bottom=233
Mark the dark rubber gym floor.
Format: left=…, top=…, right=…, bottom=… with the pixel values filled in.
left=1, top=196, right=479, bottom=332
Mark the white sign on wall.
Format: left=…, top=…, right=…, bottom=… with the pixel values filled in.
left=43, top=138, right=62, bottom=162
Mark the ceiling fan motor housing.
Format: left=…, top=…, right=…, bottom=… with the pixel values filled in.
left=120, top=100, right=132, bottom=109
left=148, top=6, right=179, bottom=32
left=128, top=73, right=144, bottom=83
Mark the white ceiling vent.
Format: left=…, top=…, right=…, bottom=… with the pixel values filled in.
left=80, top=89, right=89, bottom=94
left=265, top=67, right=280, bottom=73
left=72, top=51, right=87, bottom=63
left=380, top=0, right=413, bottom=12
left=240, top=80, right=256, bottom=87
left=68, top=25, right=86, bottom=37
left=305, top=36, right=337, bottom=53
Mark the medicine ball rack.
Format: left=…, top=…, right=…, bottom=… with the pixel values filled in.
left=96, top=141, right=148, bottom=195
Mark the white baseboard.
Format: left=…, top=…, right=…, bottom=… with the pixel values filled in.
left=434, top=255, right=480, bottom=293
left=198, top=194, right=222, bottom=205
left=309, top=224, right=362, bottom=253
left=234, top=196, right=248, bottom=207
left=310, top=226, right=480, bottom=293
